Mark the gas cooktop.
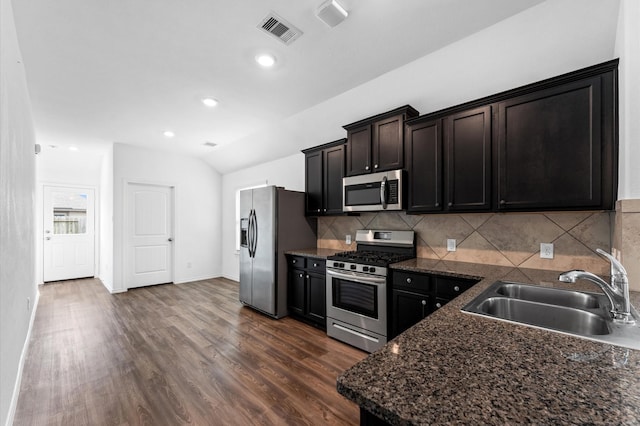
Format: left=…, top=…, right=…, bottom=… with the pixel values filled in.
left=327, top=250, right=414, bottom=267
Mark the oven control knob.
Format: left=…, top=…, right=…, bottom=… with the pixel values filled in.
left=339, top=263, right=345, bottom=268
left=333, top=262, right=339, bottom=267
left=406, top=278, right=412, bottom=284
left=350, top=264, right=357, bottom=270
left=369, top=267, right=376, bottom=273
left=363, top=266, right=369, bottom=272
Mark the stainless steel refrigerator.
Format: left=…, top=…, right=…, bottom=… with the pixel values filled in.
left=239, top=186, right=316, bottom=318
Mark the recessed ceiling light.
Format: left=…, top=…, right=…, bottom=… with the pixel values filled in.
left=68, top=146, right=79, bottom=151
left=256, top=54, right=276, bottom=68
left=202, top=98, right=219, bottom=107
left=163, top=131, right=175, bottom=138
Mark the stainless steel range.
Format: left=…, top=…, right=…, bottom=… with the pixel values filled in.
left=326, top=229, right=415, bottom=352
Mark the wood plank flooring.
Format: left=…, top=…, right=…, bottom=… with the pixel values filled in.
left=14, top=278, right=367, bottom=425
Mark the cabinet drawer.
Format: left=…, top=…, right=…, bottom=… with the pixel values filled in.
left=392, top=271, right=432, bottom=293
left=288, top=256, right=306, bottom=269
left=306, top=258, right=326, bottom=274
left=435, top=276, right=477, bottom=299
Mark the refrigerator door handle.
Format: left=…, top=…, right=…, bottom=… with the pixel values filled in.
left=251, top=209, right=258, bottom=257
left=248, top=209, right=255, bottom=258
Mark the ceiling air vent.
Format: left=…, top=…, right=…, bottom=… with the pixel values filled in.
left=257, top=12, right=303, bottom=45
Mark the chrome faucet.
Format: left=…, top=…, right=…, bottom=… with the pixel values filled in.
left=558, top=249, right=635, bottom=324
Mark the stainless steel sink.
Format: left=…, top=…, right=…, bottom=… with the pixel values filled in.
left=475, top=297, right=610, bottom=335
left=462, top=281, right=640, bottom=350
left=494, top=282, right=601, bottom=309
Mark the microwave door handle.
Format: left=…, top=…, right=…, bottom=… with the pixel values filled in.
left=380, top=176, right=387, bottom=209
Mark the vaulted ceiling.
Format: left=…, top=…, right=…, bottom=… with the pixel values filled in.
left=13, top=0, right=600, bottom=174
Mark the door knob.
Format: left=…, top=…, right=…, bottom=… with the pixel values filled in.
left=168, top=238, right=173, bottom=242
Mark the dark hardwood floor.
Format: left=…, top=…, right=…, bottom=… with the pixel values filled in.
left=14, top=278, right=366, bottom=425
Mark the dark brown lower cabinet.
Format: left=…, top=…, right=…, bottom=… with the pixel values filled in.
left=389, top=270, right=478, bottom=339
left=286, top=255, right=326, bottom=329
left=360, top=408, right=391, bottom=426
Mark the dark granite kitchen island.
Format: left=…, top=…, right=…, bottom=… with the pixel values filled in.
left=337, top=259, right=640, bottom=425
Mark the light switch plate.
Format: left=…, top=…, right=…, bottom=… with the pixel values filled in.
left=447, top=239, right=456, bottom=252
left=540, top=243, right=554, bottom=259
left=346, top=234, right=351, bottom=245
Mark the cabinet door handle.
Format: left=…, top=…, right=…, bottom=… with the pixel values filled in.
left=292, top=259, right=296, bottom=264
left=421, top=300, right=426, bottom=306
left=313, top=263, right=318, bottom=267
left=454, top=286, right=460, bottom=292
left=435, top=302, right=442, bottom=308
left=448, top=202, right=453, bottom=207
left=365, top=165, right=370, bottom=170
left=306, top=275, right=309, bottom=279
left=406, top=278, right=412, bottom=284
left=299, top=273, right=303, bottom=278
left=374, top=164, right=379, bottom=169
left=317, top=208, right=321, bottom=212
left=500, top=200, right=506, bottom=205
left=435, top=202, right=439, bottom=207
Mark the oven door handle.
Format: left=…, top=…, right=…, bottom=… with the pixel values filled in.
left=326, top=268, right=386, bottom=285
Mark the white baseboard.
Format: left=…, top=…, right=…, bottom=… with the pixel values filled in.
left=174, top=274, right=219, bottom=284
left=222, top=274, right=239, bottom=283
left=5, top=289, right=40, bottom=426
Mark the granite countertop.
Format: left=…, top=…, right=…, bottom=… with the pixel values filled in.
left=285, top=247, right=341, bottom=259
left=337, top=258, right=640, bottom=425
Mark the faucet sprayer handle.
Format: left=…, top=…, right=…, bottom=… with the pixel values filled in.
left=596, top=249, right=628, bottom=276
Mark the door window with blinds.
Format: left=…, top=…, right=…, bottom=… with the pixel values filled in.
left=52, top=191, right=88, bottom=234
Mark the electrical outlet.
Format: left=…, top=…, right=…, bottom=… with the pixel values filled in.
left=346, top=234, right=351, bottom=245
left=540, top=243, right=554, bottom=259
left=447, top=239, right=456, bottom=252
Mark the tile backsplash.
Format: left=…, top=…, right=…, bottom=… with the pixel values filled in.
left=317, top=211, right=613, bottom=275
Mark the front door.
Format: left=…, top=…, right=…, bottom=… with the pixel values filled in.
left=43, top=186, right=95, bottom=282
left=125, top=183, right=173, bottom=288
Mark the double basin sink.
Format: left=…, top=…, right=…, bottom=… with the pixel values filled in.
left=462, top=281, right=640, bottom=350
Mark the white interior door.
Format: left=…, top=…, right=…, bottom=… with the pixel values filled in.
left=43, top=186, right=95, bottom=282
left=126, top=183, right=173, bottom=289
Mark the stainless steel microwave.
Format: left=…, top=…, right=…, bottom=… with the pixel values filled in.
left=343, top=169, right=404, bottom=212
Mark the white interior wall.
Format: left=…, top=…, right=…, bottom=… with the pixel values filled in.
left=615, top=0, right=640, bottom=199
left=0, top=0, right=38, bottom=424
left=111, top=143, right=222, bottom=292
left=221, top=153, right=306, bottom=281
left=99, top=145, right=114, bottom=290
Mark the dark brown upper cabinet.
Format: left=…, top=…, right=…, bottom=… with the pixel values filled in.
left=405, top=59, right=617, bottom=214
left=406, top=118, right=442, bottom=212
left=344, top=105, right=418, bottom=176
left=496, top=72, right=615, bottom=211
left=444, top=106, right=492, bottom=211
left=302, top=139, right=346, bottom=216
